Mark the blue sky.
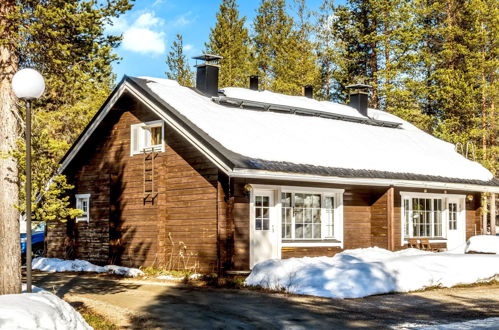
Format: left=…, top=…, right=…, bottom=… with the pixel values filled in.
left=106, top=0, right=329, bottom=80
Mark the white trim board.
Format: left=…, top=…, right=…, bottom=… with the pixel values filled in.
left=231, top=169, right=499, bottom=193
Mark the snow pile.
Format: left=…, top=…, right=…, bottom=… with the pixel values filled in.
left=466, top=235, right=499, bottom=254
left=141, top=77, right=493, bottom=181
left=0, top=290, right=91, bottom=330
left=420, top=317, right=499, bottom=330
left=156, top=273, right=201, bottom=281
left=105, top=265, right=144, bottom=278
left=33, top=257, right=144, bottom=277
left=245, top=247, right=499, bottom=299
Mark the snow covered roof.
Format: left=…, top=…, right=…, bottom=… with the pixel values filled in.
left=127, top=77, right=495, bottom=185
left=60, top=75, right=497, bottom=189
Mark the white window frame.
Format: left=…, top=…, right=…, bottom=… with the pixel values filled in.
left=75, top=193, right=91, bottom=223
left=400, top=192, right=465, bottom=245
left=275, top=186, right=344, bottom=248
left=130, top=120, right=165, bottom=156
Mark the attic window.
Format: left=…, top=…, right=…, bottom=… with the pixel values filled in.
left=130, top=120, right=165, bottom=155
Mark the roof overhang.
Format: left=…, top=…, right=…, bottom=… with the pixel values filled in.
left=230, top=168, right=499, bottom=193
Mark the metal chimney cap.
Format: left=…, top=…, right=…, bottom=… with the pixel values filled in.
left=346, top=84, right=372, bottom=90
left=192, top=54, right=223, bottom=61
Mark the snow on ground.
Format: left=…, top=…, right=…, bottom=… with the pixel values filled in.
left=156, top=273, right=202, bottom=281
left=33, top=257, right=144, bottom=277
left=141, top=77, right=493, bottom=181
left=245, top=247, right=499, bottom=299
left=393, top=317, right=499, bottom=329
left=466, top=235, right=499, bottom=254
left=0, top=289, right=91, bottom=330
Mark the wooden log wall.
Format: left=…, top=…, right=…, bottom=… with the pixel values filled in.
left=47, top=95, right=222, bottom=271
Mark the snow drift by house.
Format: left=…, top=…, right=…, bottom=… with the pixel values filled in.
left=0, top=288, right=91, bottom=330
left=466, top=235, right=499, bottom=254
left=141, top=78, right=492, bottom=181
left=245, top=242, right=499, bottom=299
left=33, top=257, right=144, bottom=277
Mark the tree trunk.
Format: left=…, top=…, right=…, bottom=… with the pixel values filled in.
left=0, top=0, right=21, bottom=295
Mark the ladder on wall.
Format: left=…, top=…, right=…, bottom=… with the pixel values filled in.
left=143, top=147, right=158, bottom=205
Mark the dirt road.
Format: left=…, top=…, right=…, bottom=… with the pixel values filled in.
left=33, top=272, right=499, bottom=329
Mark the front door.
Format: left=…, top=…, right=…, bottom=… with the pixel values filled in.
left=250, top=190, right=278, bottom=268
left=447, top=198, right=465, bottom=251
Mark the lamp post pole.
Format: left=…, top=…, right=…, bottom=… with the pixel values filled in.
left=25, top=100, right=32, bottom=293
left=12, top=68, right=45, bottom=294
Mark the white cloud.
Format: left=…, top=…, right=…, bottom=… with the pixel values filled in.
left=134, top=12, right=163, bottom=28
left=173, top=11, right=195, bottom=27
left=106, top=11, right=166, bottom=56
left=104, top=16, right=129, bottom=34
left=184, top=44, right=194, bottom=52
left=122, top=28, right=166, bottom=55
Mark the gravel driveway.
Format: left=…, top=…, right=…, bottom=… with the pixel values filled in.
left=32, top=272, right=499, bottom=329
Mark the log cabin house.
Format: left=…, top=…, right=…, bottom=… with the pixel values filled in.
left=46, top=55, right=499, bottom=273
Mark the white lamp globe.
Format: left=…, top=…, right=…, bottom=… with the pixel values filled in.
left=12, top=68, right=45, bottom=100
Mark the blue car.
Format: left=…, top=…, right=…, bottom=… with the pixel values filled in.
left=20, top=231, right=45, bottom=258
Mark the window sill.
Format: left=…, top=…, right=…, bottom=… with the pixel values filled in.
left=282, top=240, right=342, bottom=247
left=131, top=146, right=164, bottom=156
left=403, top=237, right=446, bottom=243
left=76, top=219, right=89, bottom=223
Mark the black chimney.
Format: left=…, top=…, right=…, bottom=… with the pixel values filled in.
left=249, top=75, right=259, bottom=91
left=303, top=85, right=313, bottom=99
left=346, top=84, right=371, bottom=117
left=193, top=54, right=222, bottom=96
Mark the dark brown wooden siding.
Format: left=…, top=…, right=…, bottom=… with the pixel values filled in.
left=47, top=96, right=220, bottom=271
left=158, top=127, right=219, bottom=273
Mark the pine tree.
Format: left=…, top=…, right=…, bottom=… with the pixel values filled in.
left=316, top=0, right=338, bottom=100
left=166, top=34, right=194, bottom=87
left=281, top=0, right=320, bottom=96
left=0, top=0, right=22, bottom=295
left=0, top=0, right=132, bottom=294
left=206, top=0, right=252, bottom=88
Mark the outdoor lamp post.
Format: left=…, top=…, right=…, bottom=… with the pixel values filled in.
left=12, top=68, right=45, bottom=293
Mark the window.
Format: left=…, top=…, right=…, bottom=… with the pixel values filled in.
left=130, top=120, right=164, bottom=155
left=403, top=197, right=442, bottom=238
left=75, top=194, right=90, bottom=222
left=255, top=196, right=270, bottom=231
left=449, top=202, right=458, bottom=230
left=281, top=191, right=339, bottom=240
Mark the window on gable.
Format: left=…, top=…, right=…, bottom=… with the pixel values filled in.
left=281, top=191, right=341, bottom=241
left=130, top=120, right=164, bottom=155
left=76, top=194, right=90, bottom=222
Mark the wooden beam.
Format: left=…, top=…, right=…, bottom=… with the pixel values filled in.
left=491, top=193, right=496, bottom=236
left=482, top=194, right=488, bottom=235
left=387, top=186, right=395, bottom=250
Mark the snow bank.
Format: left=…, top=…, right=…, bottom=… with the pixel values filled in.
left=466, top=235, right=499, bottom=254
left=419, top=317, right=499, bottom=330
left=140, top=77, right=493, bottom=181
left=33, top=257, right=144, bottom=278
left=245, top=247, right=499, bottom=299
left=156, top=273, right=202, bottom=281
left=0, top=291, right=91, bottom=330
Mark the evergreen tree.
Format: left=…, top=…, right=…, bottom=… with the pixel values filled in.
left=0, top=0, right=132, bottom=294
left=282, top=0, right=320, bottom=96
left=206, top=0, right=252, bottom=88
left=316, top=0, right=338, bottom=100
left=0, top=0, right=22, bottom=295
left=166, top=34, right=194, bottom=87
